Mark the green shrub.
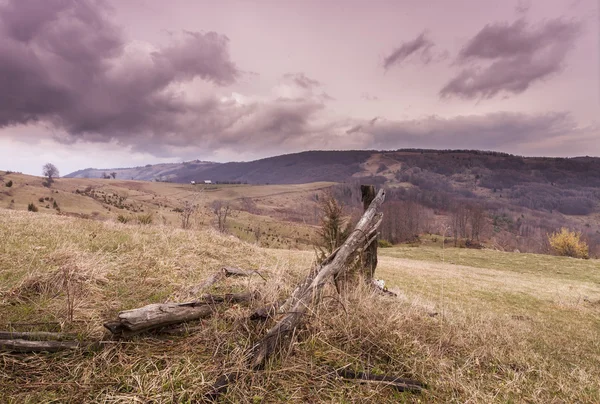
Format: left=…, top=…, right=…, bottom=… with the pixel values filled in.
left=378, top=239, right=393, bottom=248
left=315, top=192, right=350, bottom=262
left=27, top=203, right=38, bottom=212
left=548, top=228, right=589, bottom=259
left=5, top=180, right=12, bottom=187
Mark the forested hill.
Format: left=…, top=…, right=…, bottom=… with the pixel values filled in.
left=66, top=149, right=600, bottom=188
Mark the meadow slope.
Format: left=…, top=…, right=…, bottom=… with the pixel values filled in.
left=1, top=209, right=599, bottom=403
left=0, top=172, right=331, bottom=249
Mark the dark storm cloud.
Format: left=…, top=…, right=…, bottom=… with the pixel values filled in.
left=0, top=0, right=329, bottom=159
left=347, top=111, right=584, bottom=154
left=0, top=0, right=239, bottom=142
left=0, top=0, right=594, bottom=161
left=383, top=32, right=435, bottom=70
left=440, top=18, right=581, bottom=99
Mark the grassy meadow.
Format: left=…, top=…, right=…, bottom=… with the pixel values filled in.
left=0, top=171, right=329, bottom=249
left=1, top=208, right=599, bottom=403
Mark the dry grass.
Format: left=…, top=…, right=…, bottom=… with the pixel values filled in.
left=0, top=172, right=325, bottom=249
left=1, top=209, right=600, bottom=402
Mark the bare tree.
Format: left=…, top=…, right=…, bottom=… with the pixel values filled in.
left=450, top=203, right=469, bottom=246
left=180, top=192, right=203, bottom=229
left=439, top=222, right=451, bottom=262
left=468, top=203, right=486, bottom=241
left=181, top=200, right=198, bottom=229
left=381, top=200, right=423, bottom=244
left=212, top=200, right=230, bottom=232
left=240, top=197, right=258, bottom=214
left=253, top=224, right=262, bottom=244
left=110, top=172, right=117, bottom=179
left=42, top=163, right=59, bottom=184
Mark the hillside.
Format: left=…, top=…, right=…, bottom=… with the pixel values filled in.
left=65, top=150, right=600, bottom=189
left=0, top=171, right=334, bottom=249
left=1, top=209, right=599, bottom=402
left=8, top=147, right=600, bottom=256
left=65, top=160, right=219, bottom=182
left=64, top=151, right=374, bottom=184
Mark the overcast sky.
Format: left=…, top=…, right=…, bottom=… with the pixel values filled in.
left=0, top=0, right=598, bottom=175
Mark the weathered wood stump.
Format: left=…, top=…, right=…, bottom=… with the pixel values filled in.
left=360, top=185, right=378, bottom=280
left=250, top=189, right=386, bottom=369
left=104, top=292, right=255, bottom=337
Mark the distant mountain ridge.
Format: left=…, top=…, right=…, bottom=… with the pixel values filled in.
left=65, top=149, right=600, bottom=187
left=65, top=160, right=219, bottom=181
left=65, top=150, right=375, bottom=183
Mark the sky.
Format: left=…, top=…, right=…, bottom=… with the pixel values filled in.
left=0, top=0, right=598, bottom=176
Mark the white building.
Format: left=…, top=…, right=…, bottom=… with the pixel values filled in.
left=204, top=180, right=212, bottom=184
left=190, top=181, right=196, bottom=185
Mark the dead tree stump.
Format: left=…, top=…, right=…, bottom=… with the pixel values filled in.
left=361, top=185, right=378, bottom=281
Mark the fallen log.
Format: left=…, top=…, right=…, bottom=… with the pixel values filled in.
left=250, top=189, right=385, bottom=369
left=0, top=339, right=80, bottom=353
left=104, top=292, right=255, bottom=337
left=0, top=331, right=75, bottom=341
left=104, top=304, right=212, bottom=337
left=335, top=368, right=425, bottom=393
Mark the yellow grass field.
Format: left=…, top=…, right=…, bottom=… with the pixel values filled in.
left=1, top=208, right=599, bottom=403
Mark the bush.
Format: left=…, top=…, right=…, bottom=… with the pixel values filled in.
left=465, top=239, right=484, bottom=249
left=117, top=214, right=131, bottom=224
left=27, top=203, right=38, bottom=212
left=5, top=180, right=12, bottom=187
left=378, top=239, right=393, bottom=248
left=38, top=197, right=45, bottom=203
left=136, top=213, right=153, bottom=225
left=548, top=228, right=589, bottom=259
left=315, top=192, right=350, bottom=261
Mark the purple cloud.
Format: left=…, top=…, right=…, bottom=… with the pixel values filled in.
left=383, top=32, right=435, bottom=70
left=441, top=18, right=581, bottom=99
left=283, top=72, right=321, bottom=89
left=319, top=92, right=335, bottom=101
left=0, top=1, right=594, bottom=161
left=342, top=111, right=588, bottom=155
left=345, top=116, right=379, bottom=135
left=0, top=0, right=239, bottom=140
